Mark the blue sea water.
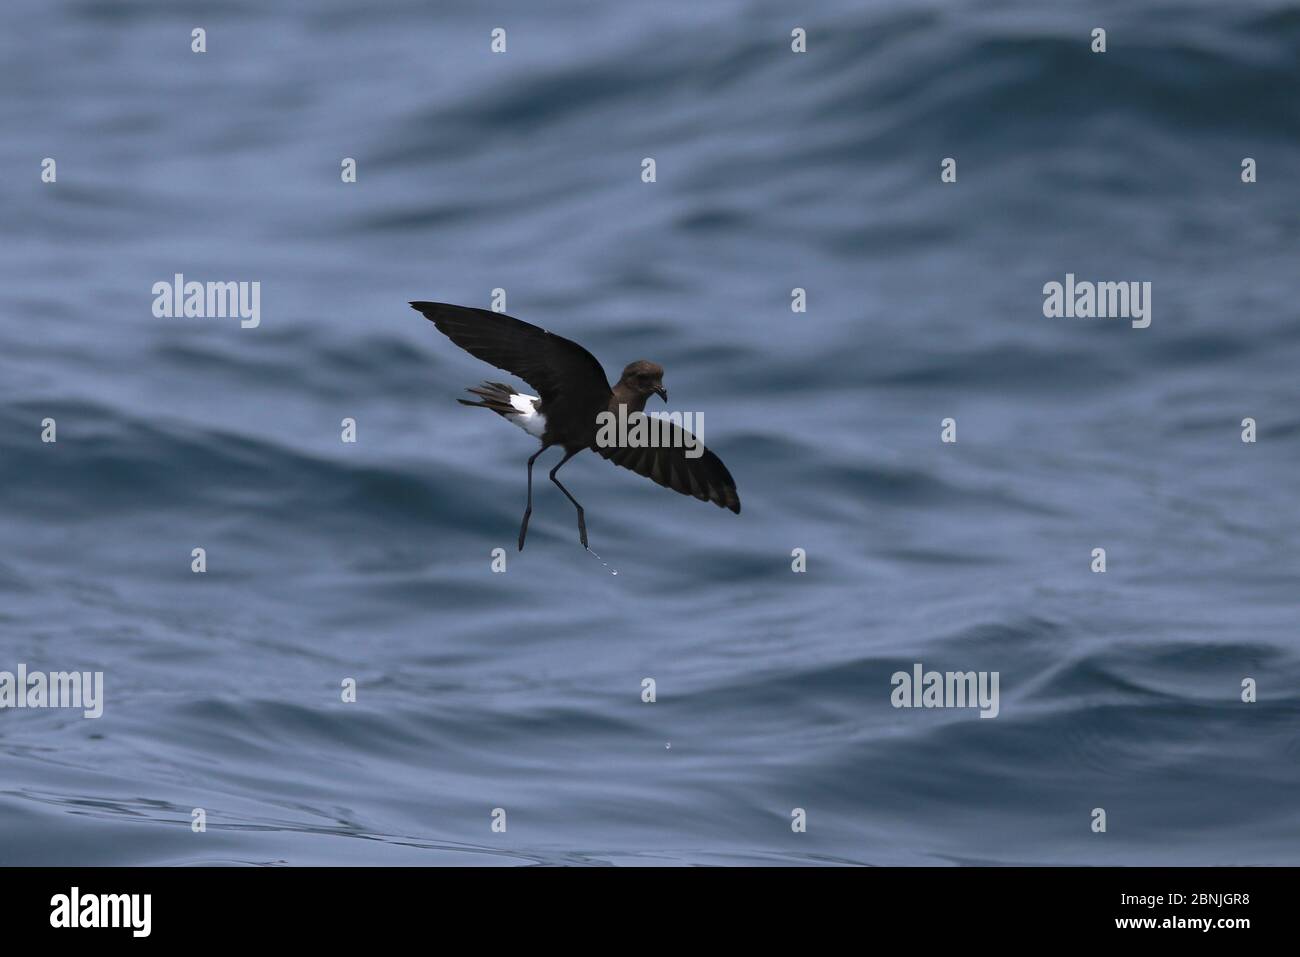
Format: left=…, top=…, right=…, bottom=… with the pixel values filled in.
left=1, top=0, right=1299, bottom=865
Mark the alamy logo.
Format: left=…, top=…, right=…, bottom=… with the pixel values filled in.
left=0, top=665, right=103, bottom=718
left=50, top=887, right=151, bottom=937
left=891, top=663, right=1000, bottom=718
left=1042, top=273, right=1151, bottom=328
left=152, top=273, right=261, bottom=328
left=595, top=407, right=704, bottom=458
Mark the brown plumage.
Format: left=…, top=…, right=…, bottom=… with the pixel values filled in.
left=411, top=300, right=740, bottom=549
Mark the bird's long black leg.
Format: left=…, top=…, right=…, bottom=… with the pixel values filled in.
left=548, top=449, right=588, bottom=548
left=518, top=445, right=548, bottom=551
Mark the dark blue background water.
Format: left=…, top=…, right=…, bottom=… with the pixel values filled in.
left=2, top=0, right=1298, bottom=865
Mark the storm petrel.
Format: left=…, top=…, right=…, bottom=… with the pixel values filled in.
left=410, top=301, right=740, bottom=550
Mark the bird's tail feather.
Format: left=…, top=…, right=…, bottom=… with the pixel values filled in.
left=457, top=381, right=519, bottom=416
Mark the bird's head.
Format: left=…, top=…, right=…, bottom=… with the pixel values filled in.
left=619, top=360, right=667, bottom=402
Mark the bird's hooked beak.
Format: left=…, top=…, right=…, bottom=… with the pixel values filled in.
left=654, top=385, right=668, bottom=402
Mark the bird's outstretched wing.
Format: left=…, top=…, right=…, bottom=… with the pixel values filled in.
left=411, top=301, right=611, bottom=416
left=594, top=418, right=740, bottom=513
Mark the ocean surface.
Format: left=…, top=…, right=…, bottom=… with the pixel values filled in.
left=2, top=0, right=1298, bottom=866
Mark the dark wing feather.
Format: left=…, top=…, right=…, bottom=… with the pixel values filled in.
left=594, top=418, right=740, bottom=513
left=410, top=301, right=611, bottom=421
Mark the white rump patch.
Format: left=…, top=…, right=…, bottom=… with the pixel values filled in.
left=506, top=392, right=545, bottom=437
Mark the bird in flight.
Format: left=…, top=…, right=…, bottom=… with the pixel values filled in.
left=410, top=301, right=740, bottom=550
